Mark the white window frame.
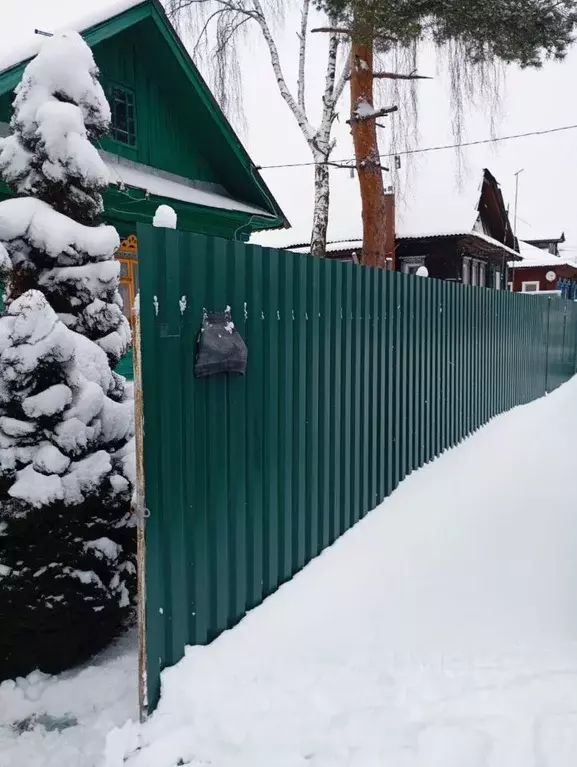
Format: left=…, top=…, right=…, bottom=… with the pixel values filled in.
left=478, top=262, right=486, bottom=288
left=401, top=256, right=427, bottom=275
left=521, top=281, right=540, bottom=293
left=508, top=282, right=513, bottom=291
left=462, top=257, right=471, bottom=285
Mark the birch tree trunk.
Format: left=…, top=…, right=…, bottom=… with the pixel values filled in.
left=350, top=34, right=388, bottom=268
left=311, top=161, right=330, bottom=257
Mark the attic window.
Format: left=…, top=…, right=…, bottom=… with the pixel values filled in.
left=109, top=85, right=136, bottom=147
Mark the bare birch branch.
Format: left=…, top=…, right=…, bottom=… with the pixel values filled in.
left=297, top=0, right=311, bottom=114
left=250, top=0, right=316, bottom=142
left=168, top=0, right=345, bottom=257
left=192, top=8, right=232, bottom=58
left=333, top=60, right=350, bottom=103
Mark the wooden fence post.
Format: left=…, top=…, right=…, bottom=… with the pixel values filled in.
left=133, top=303, right=148, bottom=721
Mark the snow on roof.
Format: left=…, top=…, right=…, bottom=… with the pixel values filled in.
left=287, top=240, right=363, bottom=255
left=395, top=154, right=484, bottom=238
left=252, top=152, right=488, bottom=251
left=288, top=231, right=520, bottom=259
left=509, top=240, right=577, bottom=269
left=105, top=155, right=275, bottom=218
left=525, top=235, right=565, bottom=245
left=0, top=0, right=147, bottom=76
left=324, top=239, right=363, bottom=253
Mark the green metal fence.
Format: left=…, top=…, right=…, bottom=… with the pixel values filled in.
left=137, top=225, right=577, bottom=710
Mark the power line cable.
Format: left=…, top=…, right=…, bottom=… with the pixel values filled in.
left=256, top=123, right=577, bottom=171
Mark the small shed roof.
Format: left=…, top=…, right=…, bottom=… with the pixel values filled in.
left=288, top=231, right=521, bottom=261
left=509, top=241, right=577, bottom=269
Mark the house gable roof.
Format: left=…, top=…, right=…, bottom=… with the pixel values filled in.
left=0, top=0, right=288, bottom=231
left=278, top=165, right=519, bottom=261
left=478, top=169, right=517, bottom=250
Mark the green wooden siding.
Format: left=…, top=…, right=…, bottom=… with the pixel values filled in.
left=95, top=27, right=216, bottom=183
left=138, top=226, right=577, bottom=712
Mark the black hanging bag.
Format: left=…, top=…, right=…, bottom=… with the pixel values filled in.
left=194, top=307, right=248, bottom=378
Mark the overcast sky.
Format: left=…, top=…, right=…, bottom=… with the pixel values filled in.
left=1, top=0, right=576, bottom=252
left=237, top=5, right=577, bottom=252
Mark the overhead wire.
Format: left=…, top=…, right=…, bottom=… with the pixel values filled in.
left=256, top=123, right=577, bottom=171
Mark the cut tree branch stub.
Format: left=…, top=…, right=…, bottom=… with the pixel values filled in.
left=311, top=26, right=351, bottom=35
left=347, top=69, right=431, bottom=81
left=348, top=105, right=399, bottom=124
left=324, top=160, right=390, bottom=172
left=372, top=71, right=432, bottom=80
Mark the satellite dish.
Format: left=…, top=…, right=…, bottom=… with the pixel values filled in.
left=416, top=266, right=429, bottom=277
left=546, top=270, right=557, bottom=283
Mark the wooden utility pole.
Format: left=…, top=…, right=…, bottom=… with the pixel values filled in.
left=314, top=15, right=430, bottom=269
left=349, top=32, right=391, bottom=269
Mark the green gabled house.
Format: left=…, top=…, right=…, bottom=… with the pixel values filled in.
left=0, top=0, right=288, bottom=376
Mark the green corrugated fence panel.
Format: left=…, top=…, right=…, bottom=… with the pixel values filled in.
left=137, top=225, right=577, bottom=712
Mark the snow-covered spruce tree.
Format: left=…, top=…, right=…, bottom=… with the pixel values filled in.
left=0, top=32, right=135, bottom=680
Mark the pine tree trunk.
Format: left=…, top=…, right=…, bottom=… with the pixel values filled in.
left=310, top=161, right=330, bottom=257
left=349, top=35, right=388, bottom=268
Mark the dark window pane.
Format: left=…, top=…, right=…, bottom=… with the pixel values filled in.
left=109, top=86, right=136, bottom=146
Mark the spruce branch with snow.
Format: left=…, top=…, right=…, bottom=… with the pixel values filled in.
left=0, top=291, right=135, bottom=680
left=0, top=32, right=135, bottom=680
left=315, top=0, right=577, bottom=68
left=0, top=30, right=111, bottom=223
left=0, top=31, right=130, bottom=367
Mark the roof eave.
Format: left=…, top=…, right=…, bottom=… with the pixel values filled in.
left=399, top=231, right=522, bottom=260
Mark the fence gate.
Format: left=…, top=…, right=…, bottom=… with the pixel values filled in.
left=135, top=223, right=577, bottom=712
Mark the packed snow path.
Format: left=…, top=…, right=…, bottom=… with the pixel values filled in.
left=3, top=379, right=577, bottom=766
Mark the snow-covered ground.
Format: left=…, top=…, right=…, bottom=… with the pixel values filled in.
left=3, top=377, right=577, bottom=766
left=0, top=630, right=137, bottom=767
